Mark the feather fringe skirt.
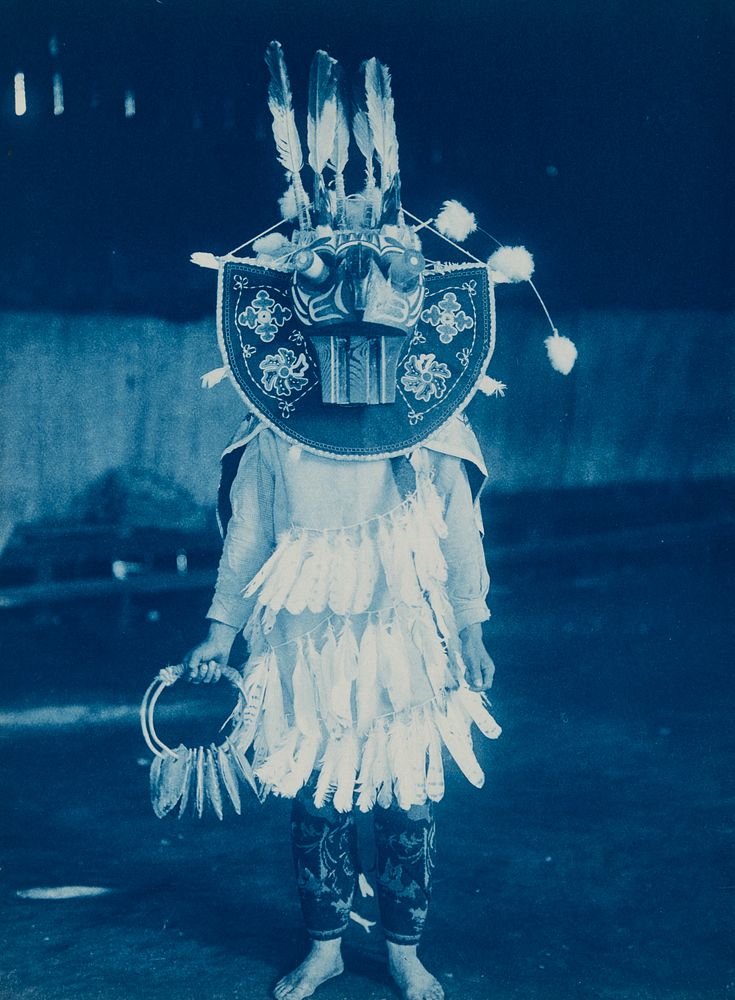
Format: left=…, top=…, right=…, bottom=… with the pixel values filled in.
left=232, top=475, right=501, bottom=812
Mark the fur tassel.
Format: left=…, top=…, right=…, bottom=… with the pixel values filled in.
left=278, top=185, right=311, bottom=221
left=487, top=245, right=535, bottom=283
left=435, top=200, right=477, bottom=242
left=478, top=375, right=507, bottom=397
left=253, top=233, right=290, bottom=257
left=200, top=366, right=228, bottom=389
left=545, top=331, right=577, bottom=374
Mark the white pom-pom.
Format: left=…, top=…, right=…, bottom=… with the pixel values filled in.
left=278, top=186, right=311, bottom=221
left=487, top=246, right=535, bottom=283
left=190, top=252, right=219, bottom=270
left=253, top=233, right=290, bottom=257
left=200, top=366, right=228, bottom=389
left=435, top=200, right=477, bottom=242
left=544, top=331, right=577, bottom=374
left=478, top=375, right=507, bottom=397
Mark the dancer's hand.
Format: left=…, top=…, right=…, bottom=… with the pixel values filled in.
left=460, top=622, right=495, bottom=691
left=183, top=620, right=237, bottom=683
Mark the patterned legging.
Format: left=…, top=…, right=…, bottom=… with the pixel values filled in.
left=290, top=782, right=436, bottom=945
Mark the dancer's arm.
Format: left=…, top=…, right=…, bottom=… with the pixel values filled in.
left=184, top=436, right=275, bottom=681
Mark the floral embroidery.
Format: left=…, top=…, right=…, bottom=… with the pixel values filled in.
left=242, top=343, right=256, bottom=359
left=260, top=347, right=310, bottom=397
left=238, top=289, right=292, bottom=343
left=421, top=291, right=474, bottom=344
left=456, top=346, right=471, bottom=367
left=401, top=354, right=451, bottom=403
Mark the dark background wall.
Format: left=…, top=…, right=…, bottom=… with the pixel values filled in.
left=1, top=0, right=732, bottom=317
left=0, top=0, right=732, bottom=528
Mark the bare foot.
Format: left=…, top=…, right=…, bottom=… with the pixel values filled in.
left=273, top=939, right=344, bottom=1000
left=387, top=942, right=444, bottom=1000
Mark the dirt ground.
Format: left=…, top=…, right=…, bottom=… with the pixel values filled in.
left=0, top=519, right=732, bottom=1000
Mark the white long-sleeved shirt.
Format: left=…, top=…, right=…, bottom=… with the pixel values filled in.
left=207, top=422, right=490, bottom=634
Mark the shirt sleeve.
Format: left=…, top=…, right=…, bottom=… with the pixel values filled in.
left=206, top=434, right=276, bottom=630
left=434, top=454, right=491, bottom=632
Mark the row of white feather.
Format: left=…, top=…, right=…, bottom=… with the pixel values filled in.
left=243, top=483, right=449, bottom=624
left=232, top=642, right=501, bottom=813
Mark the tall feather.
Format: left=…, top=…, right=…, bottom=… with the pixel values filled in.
left=352, top=74, right=376, bottom=190
left=265, top=41, right=311, bottom=230
left=307, top=50, right=337, bottom=225
left=328, top=63, right=350, bottom=227
left=362, top=57, right=401, bottom=223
